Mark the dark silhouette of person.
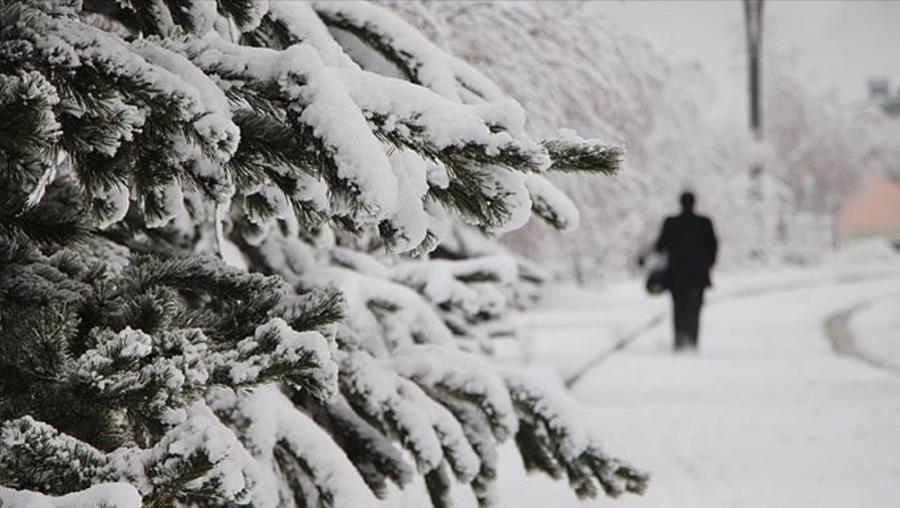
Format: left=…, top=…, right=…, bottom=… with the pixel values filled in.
left=654, top=191, right=718, bottom=351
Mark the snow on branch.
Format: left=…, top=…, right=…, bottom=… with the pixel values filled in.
left=312, top=0, right=505, bottom=103
left=0, top=412, right=259, bottom=506
left=328, top=264, right=455, bottom=352
left=337, top=68, right=549, bottom=173
left=297, top=392, right=415, bottom=498
left=208, top=318, right=338, bottom=399
left=525, top=174, right=581, bottom=232
left=542, top=129, right=623, bottom=175
left=167, top=34, right=399, bottom=227
left=0, top=71, right=62, bottom=185
left=250, top=2, right=360, bottom=69
left=0, top=1, right=645, bottom=506
left=0, top=1, right=239, bottom=227
left=390, top=255, right=520, bottom=348
left=0, top=483, right=141, bottom=508
left=208, top=384, right=379, bottom=508
left=504, top=370, right=649, bottom=499
left=391, top=345, right=519, bottom=441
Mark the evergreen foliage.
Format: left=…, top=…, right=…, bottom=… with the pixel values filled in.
left=0, top=1, right=646, bottom=506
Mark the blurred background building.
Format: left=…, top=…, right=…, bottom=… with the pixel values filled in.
left=838, top=78, right=900, bottom=244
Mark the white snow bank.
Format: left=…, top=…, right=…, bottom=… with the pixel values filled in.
left=0, top=483, right=141, bottom=508
left=849, top=297, right=900, bottom=372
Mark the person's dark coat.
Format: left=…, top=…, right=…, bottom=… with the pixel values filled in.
left=655, top=212, right=718, bottom=289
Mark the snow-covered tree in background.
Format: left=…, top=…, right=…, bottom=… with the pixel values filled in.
left=388, top=1, right=900, bottom=280
left=764, top=54, right=900, bottom=255
left=0, top=1, right=647, bottom=507
left=384, top=1, right=767, bottom=281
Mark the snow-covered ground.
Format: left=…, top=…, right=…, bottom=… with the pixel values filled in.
left=518, top=239, right=900, bottom=383
left=494, top=240, right=900, bottom=507
left=388, top=240, right=900, bottom=507
left=851, top=298, right=900, bottom=373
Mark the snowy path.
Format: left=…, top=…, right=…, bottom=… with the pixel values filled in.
left=562, top=267, right=900, bottom=387
left=394, top=249, right=900, bottom=508
left=527, top=270, right=900, bottom=508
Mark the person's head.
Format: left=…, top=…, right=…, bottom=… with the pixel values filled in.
left=679, top=191, right=695, bottom=213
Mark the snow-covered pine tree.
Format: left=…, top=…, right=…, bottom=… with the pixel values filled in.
left=0, top=1, right=647, bottom=507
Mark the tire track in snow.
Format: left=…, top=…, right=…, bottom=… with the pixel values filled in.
left=565, top=268, right=900, bottom=388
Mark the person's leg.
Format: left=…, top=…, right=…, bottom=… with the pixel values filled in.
left=697, top=289, right=706, bottom=346
left=671, top=289, right=688, bottom=350
left=687, top=288, right=704, bottom=349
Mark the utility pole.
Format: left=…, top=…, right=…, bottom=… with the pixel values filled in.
left=743, top=0, right=767, bottom=259
left=744, top=0, right=764, bottom=141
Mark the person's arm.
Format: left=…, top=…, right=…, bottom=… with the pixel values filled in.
left=706, top=218, right=718, bottom=267
left=654, top=218, right=671, bottom=254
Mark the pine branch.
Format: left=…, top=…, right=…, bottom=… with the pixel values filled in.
left=429, top=165, right=513, bottom=231
left=0, top=193, right=91, bottom=246
left=542, top=132, right=623, bottom=174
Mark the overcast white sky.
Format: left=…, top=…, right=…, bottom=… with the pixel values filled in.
left=592, top=0, right=900, bottom=124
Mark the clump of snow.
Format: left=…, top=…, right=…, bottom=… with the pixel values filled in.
left=331, top=247, right=391, bottom=278
left=398, top=375, right=481, bottom=482
left=0, top=483, right=142, bottom=508
left=215, top=384, right=379, bottom=508
left=75, top=327, right=153, bottom=386
left=483, top=167, right=532, bottom=234
left=167, top=412, right=251, bottom=500
left=105, top=407, right=260, bottom=504
left=384, top=149, right=431, bottom=252
left=131, top=39, right=239, bottom=161
left=525, top=173, right=580, bottom=232
left=26, top=164, right=58, bottom=208
left=182, top=0, right=226, bottom=36
left=472, top=98, right=527, bottom=137
left=3, top=70, right=60, bottom=110
left=339, top=350, right=446, bottom=471
left=176, top=34, right=399, bottom=224
left=327, top=266, right=454, bottom=353
left=230, top=0, right=270, bottom=32
left=91, top=180, right=131, bottom=229
left=391, top=345, right=518, bottom=440
left=312, top=1, right=505, bottom=103
left=337, top=68, right=548, bottom=169
left=143, top=179, right=185, bottom=228
left=503, top=368, right=591, bottom=461
left=425, top=161, right=450, bottom=189
left=257, top=234, right=318, bottom=287
left=212, top=317, right=338, bottom=396
left=265, top=2, right=360, bottom=69
left=391, top=255, right=517, bottom=319
left=277, top=44, right=398, bottom=222
left=423, top=199, right=452, bottom=248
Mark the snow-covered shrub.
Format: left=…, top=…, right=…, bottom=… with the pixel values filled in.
left=0, top=1, right=646, bottom=506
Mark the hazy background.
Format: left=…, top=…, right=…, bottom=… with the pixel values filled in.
left=596, top=0, right=900, bottom=123
left=388, top=0, right=900, bottom=283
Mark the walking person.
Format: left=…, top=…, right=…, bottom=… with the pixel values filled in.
left=653, top=191, right=718, bottom=351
